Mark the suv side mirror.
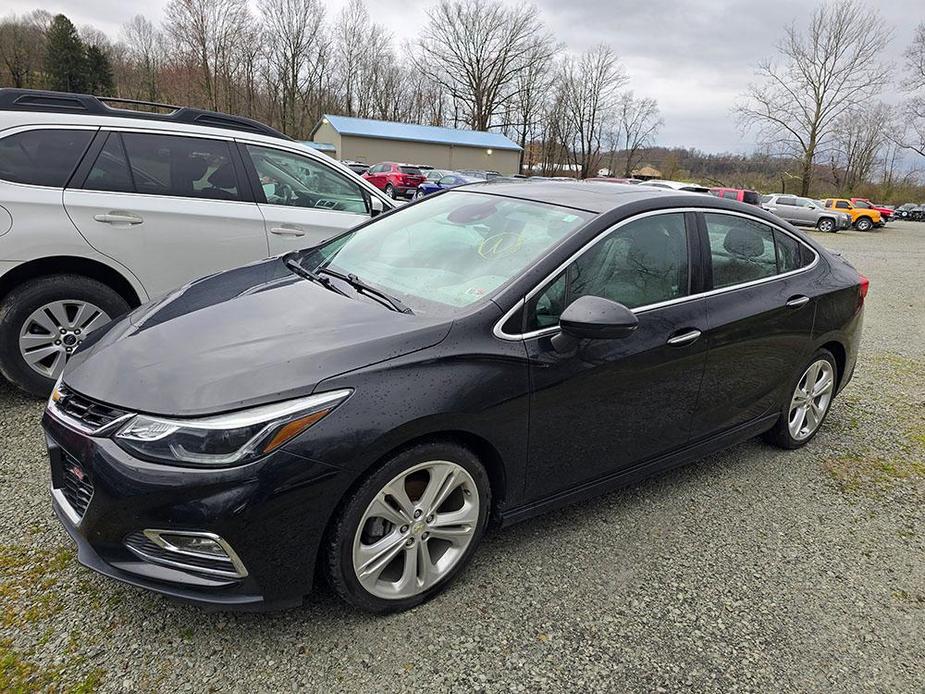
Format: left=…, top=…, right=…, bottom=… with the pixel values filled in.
left=369, top=196, right=385, bottom=217
left=551, top=295, right=638, bottom=352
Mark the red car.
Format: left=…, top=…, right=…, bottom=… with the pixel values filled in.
left=363, top=162, right=426, bottom=199
left=850, top=198, right=892, bottom=222
left=710, top=187, right=762, bottom=205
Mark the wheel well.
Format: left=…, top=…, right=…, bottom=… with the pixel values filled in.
left=820, top=340, right=847, bottom=389
left=0, top=257, right=142, bottom=308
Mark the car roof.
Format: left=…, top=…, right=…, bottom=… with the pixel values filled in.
left=453, top=179, right=762, bottom=214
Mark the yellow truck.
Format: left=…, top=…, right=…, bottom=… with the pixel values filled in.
left=822, top=198, right=883, bottom=232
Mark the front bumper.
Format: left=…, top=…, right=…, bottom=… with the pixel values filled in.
left=43, top=412, right=351, bottom=610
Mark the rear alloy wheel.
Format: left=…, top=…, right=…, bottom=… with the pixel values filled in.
left=855, top=217, right=873, bottom=232
left=817, top=218, right=835, bottom=233
left=325, top=442, right=490, bottom=612
left=415, top=188, right=425, bottom=200
left=764, top=350, right=837, bottom=449
left=0, top=275, right=129, bottom=397
left=384, top=183, right=395, bottom=199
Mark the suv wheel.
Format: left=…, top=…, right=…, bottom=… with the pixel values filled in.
left=817, top=218, right=836, bottom=233
left=0, top=275, right=129, bottom=397
left=384, top=183, right=396, bottom=199
left=324, top=441, right=490, bottom=613
left=855, top=217, right=873, bottom=232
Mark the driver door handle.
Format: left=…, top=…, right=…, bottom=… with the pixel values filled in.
left=667, top=329, right=702, bottom=346
left=270, top=225, right=305, bottom=237
left=94, top=212, right=143, bottom=225
left=786, top=295, right=811, bottom=308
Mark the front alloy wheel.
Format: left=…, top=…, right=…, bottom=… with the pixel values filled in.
left=855, top=217, right=873, bottom=232
left=325, top=442, right=490, bottom=612
left=817, top=218, right=835, bottom=233
left=352, top=461, right=479, bottom=600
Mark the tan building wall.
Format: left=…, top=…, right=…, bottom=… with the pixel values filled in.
left=311, top=121, right=342, bottom=157
left=311, top=128, right=520, bottom=174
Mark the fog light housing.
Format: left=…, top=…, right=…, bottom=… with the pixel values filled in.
left=124, top=529, right=248, bottom=579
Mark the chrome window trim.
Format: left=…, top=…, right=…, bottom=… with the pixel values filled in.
left=493, top=207, right=820, bottom=341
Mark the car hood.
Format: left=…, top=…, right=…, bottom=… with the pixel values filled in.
left=63, top=258, right=453, bottom=416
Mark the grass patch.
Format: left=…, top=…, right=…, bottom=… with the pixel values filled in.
left=822, top=455, right=925, bottom=494
left=0, top=545, right=74, bottom=628
left=0, top=639, right=104, bottom=693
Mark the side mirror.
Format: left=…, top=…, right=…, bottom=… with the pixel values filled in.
left=369, top=196, right=385, bottom=217
left=551, top=295, right=638, bottom=352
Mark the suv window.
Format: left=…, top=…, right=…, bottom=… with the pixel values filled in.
left=526, top=213, right=689, bottom=331
left=722, top=190, right=738, bottom=200
left=84, top=132, right=242, bottom=200
left=246, top=145, right=367, bottom=214
left=835, top=201, right=850, bottom=209
left=742, top=191, right=760, bottom=205
left=705, top=213, right=810, bottom=288
left=399, top=166, right=422, bottom=176
left=777, top=197, right=797, bottom=206
left=0, top=129, right=93, bottom=188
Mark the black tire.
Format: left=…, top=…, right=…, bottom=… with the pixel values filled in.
left=384, top=183, right=395, bottom=199
left=817, top=217, right=836, bottom=233
left=324, top=441, right=491, bottom=613
left=855, top=217, right=873, bottom=232
left=763, top=348, right=838, bottom=450
left=0, top=275, right=129, bottom=398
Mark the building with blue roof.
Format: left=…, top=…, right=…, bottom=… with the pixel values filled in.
left=310, top=114, right=522, bottom=175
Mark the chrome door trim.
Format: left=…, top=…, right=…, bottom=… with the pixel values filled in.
left=493, top=207, right=820, bottom=342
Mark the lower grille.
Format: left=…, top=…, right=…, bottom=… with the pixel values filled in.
left=60, top=453, right=93, bottom=518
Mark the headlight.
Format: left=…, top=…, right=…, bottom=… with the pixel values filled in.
left=113, top=389, right=351, bottom=466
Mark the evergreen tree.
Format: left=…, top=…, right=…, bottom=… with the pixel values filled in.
left=44, top=15, right=86, bottom=93
left=85, top=44, right=114, bottom=95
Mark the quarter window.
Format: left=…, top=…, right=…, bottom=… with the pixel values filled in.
left=526, top=213, right=689, bottom=331
left=0, top=129, right=93, bottom=187
left=247, top=145, right=367, bottom=214
left=84, top=132, right=133, bottom=193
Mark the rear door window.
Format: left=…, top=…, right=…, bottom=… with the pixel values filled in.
left=704, top=213, right=777, bottom=289
left=118, top=133, right=241, bottom=201
left=0, top=128, right=93, bottom=187
left=83, top=132, right=134, bottom=193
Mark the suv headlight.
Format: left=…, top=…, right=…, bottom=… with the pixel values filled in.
left=113, top=389, right=351, bottom=466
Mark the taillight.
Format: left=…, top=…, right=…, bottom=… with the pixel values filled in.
left=858, top=274, right=870, bottom=303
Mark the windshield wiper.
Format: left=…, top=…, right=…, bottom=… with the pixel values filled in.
left=318, top=267, right=414, bottom=314
left=283, top=254, right=350, bottom=298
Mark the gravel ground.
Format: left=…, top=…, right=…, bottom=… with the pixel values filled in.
left=1, top=222, right=923, bottom=693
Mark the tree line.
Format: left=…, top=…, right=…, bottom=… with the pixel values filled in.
left=0, top=0, right=661, bottom=178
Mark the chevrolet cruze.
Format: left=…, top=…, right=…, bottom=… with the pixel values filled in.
left=43, top=181, right=867, bottom=613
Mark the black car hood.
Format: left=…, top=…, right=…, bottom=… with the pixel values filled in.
left=63, top=259, right=453, bottom=416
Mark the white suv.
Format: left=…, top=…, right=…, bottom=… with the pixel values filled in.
left=0, top=89, right=392, bottom=396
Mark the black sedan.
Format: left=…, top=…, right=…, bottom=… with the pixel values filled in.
left=43, top=181, right=867, bottom=613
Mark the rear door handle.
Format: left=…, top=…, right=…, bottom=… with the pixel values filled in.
left=786, top=295, right=811, bottom=308
left=270, top=225, right=305, bottom=237
left=667, top=329, right=702, bottom=346
left=93, top=212, right=143, bottom=225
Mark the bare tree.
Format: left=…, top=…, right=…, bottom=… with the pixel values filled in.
left=164, top=0, right=251, bottom=112
left=0, top=12, right=48, bottom=88
left=121, top=15, right=166, bottom=103
left=736, top=0, right=889, bottom=195
left=417, top=0, right=555, bottom=130
left=828, top=102, right=892, bottom=191
left=899, top=22, right=925, bottom=158
left=258, top=0, right=327, bottom=136
left=559, top=44, right=627, bottom=178
left=614, top=92, right=662, bottom=177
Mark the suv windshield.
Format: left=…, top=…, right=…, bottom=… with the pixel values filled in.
left=301, top=191, right=593, bottom=316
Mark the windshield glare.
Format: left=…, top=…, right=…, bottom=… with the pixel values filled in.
left=303, top=192, right=593, bottom=315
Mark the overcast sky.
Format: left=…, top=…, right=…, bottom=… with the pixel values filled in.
left=5, top=0, right=921, bottom=154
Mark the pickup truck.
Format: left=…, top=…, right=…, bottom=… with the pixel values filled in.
left=850, top=198, right=892, bottom=223
left=822, top=198, right=883, bottom=231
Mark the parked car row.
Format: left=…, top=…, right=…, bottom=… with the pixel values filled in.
left=893, top=203, right=925, bottom=221
left=359, top=163, right=503, bottom=200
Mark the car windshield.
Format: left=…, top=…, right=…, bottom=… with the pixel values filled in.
left=300, top=191, right=593, bottom=316
left=853, top=200, right=871, bottom=208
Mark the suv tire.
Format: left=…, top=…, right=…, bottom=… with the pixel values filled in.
left=384, top=183, right=395, bottom=199
left=854, top=217, right=873, bottom=232
left=0, top=275, right=129, bottom=397
left=324, top=441, right=491, bottom=613
left=816, top=218, right=836, bottom=233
